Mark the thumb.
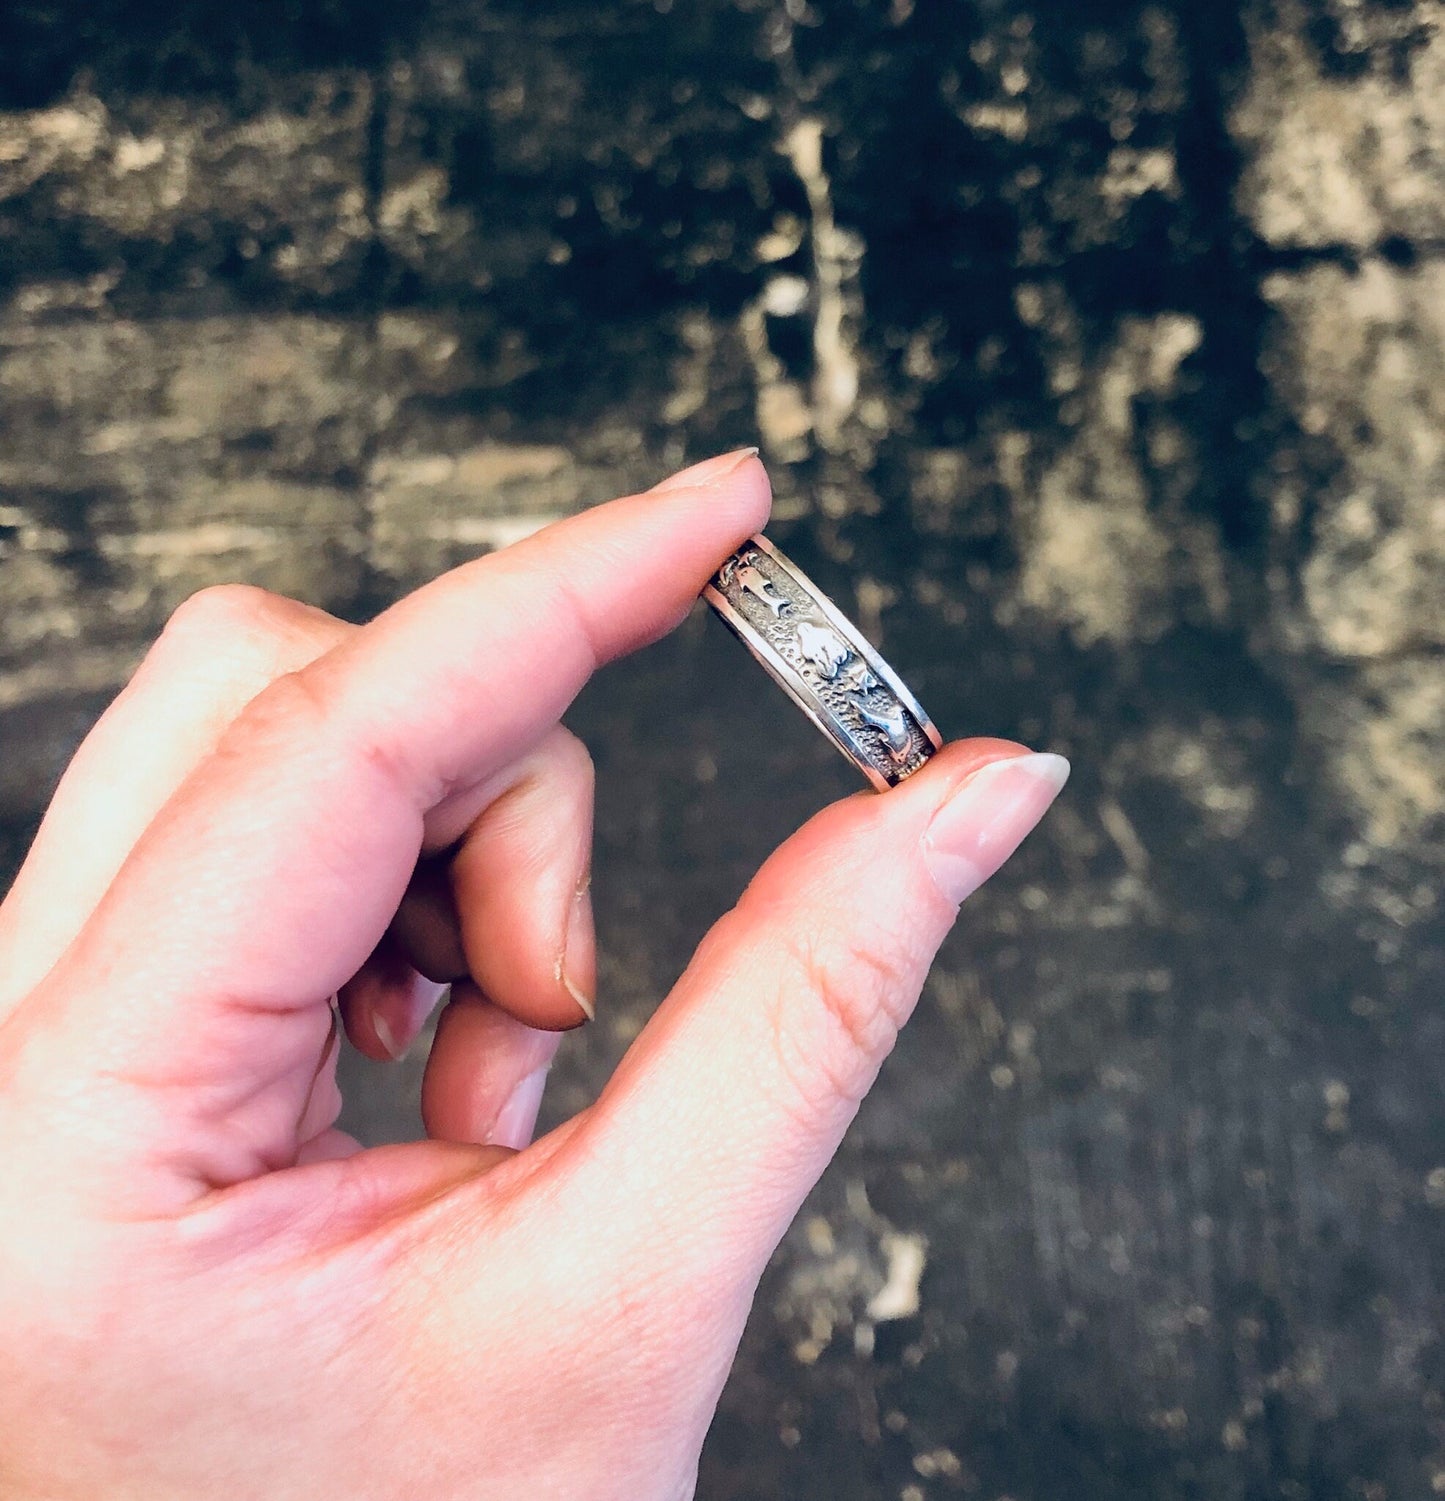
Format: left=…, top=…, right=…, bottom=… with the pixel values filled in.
left=557, top=740, right=1068, bottom=1291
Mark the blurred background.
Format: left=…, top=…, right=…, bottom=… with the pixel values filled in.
left=1, top=0, right=1442, bottom=1495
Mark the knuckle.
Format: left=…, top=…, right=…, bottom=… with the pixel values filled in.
left=772, top=920, right=917, bottom=1114
left=547, top=724, right=596, bottom=794
left=253, top=661, right=333, bottom=722
left=215, top=660, right=334, bottom=762
left=117, top=584, right=309, bottom=738
left=228, top=666, right=428, bottom=804
left=162, top=583, right=286, bottom=646
left=150, top=585, right=302, bottom=689
left=499, top=725, right=597, bottom=821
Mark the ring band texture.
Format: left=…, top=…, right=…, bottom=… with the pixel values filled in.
left=703, top=534, right=943, bottom=790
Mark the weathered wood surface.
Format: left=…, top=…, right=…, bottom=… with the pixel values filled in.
left=1, top=2, right=1441, bottom=1496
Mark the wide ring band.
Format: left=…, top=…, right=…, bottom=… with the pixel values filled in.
left=703, top=534, right=944, bottom=790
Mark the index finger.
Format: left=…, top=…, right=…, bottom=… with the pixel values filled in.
left=15, top=452, right=769, bottom=1199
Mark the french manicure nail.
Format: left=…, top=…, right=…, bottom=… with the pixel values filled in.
left=649, top=447, right=761, bottom=493
left=922, top=752, right=1071, bottom=906
left=371, top=1008, right=406, bottom=1062
left=488, top=1065, right=551, bottom=1150
left=557, top=875, right=595, bottom=1021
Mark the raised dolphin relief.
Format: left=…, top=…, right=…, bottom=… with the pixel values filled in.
left=733, top=556, right=792, bottom=617
left=724, top=548, right=912, bottom=765
left=795, top=619, right=850, bottom=678
left=837, top=656, right=880, bottom=694
left=795, top=618, right=909, bottom=762
left=795, top=620, right=879, bottom=693
left=853, top=694, right=912, bottom=761
left=706, top=534, right=941, bottom=789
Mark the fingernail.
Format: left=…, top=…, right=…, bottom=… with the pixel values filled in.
left=650, top=447, right=761, bottom=493
left=371, top=1008, right=406, bottom=1061
left=557, top=876, right=595, bottom=1022
left=922, top=752, right=1070, bottom=906
left=488, top=1065, right=551, bottom=1150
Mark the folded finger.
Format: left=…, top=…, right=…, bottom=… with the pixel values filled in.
left=343, top=721, right=593, bottom=1066
left=391, top=860, right=468, bottom=984
left=0, top=587, right=350, bottom=1014
left=350, top=722, right=596, bottom=1061
left=337, top=932, right=449, bottom=1062
left=448, top=724, right=596, bottom=1031
left=18, top=452, right=769, bottom=1205
left=420, top=982, right=561, bottom=1148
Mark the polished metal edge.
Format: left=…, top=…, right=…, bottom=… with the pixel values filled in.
left=703, top=532, right=943, bottom=790
left=747, top=534, right=945, bottom=755
left=703, top=582, right=893, bottom=791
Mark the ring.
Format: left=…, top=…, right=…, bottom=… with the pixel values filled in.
left=703, top=534, right=944, bottom=790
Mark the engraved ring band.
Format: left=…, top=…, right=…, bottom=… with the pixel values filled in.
left=703, top=534, right=944, bottom=791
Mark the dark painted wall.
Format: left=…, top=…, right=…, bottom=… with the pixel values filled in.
left=1, top=2, right=1442, bottom=1496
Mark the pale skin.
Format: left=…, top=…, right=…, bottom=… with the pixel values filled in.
left=0, top=451, right=1067, bottom=1500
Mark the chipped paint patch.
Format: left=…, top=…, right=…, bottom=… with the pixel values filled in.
left=866, top=1232, right=928, bottom=1323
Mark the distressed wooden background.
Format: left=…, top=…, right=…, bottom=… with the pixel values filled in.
left=1, top=2, right=1442, bottom=1496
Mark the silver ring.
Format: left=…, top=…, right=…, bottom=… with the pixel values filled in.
left=703, top=534, right=944, bottom=790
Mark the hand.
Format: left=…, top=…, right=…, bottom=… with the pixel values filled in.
left=0, top=452, right=1067, bottom=1501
